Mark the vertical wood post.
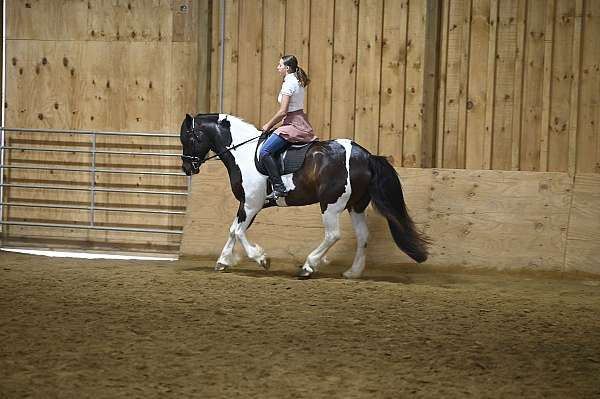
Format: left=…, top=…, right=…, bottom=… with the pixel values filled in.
left=540, top=0, right=556, bottom=172
left=435, top=0, right=450, bottom=168
left=568, top=0, right=584, bottom=176
left=511, top=0, right=527, bottom=171
left=422, top=0, right=442, bottom=168
left=209, top=0, right=222, bottom=112
left=197, top=0, right=212, bottom=113
left=457, top=0, right=472, bottom=169
left=483, top=0, right=498, bottom=170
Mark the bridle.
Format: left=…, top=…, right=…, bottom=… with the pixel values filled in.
left=180, top=118, right=263, bottom=170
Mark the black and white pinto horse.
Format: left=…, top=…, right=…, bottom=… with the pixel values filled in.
left=180, top=113, right=428, bottom=278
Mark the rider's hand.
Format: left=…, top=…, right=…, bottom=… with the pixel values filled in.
left=261, top=124, right=270, bottom=132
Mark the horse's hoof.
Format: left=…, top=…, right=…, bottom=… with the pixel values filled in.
left=214, top=262, right=231, bottom=272
left=342, top=270, right=360, bottom=279
left=297, top=267, right=313, bottom=279
left=259, top=257, right=270, bottom=271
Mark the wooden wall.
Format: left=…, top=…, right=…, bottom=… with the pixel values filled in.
left=1, top=2, right=3, bottom=126
left=437, top=0, right=599, bottom=174
left=1, top=0, right=210, bottom=252
left=208, top=0, right=438, bottom=166
left=180, top=164, right=600, bottom=275
left=1, top=0, right=598, bottom=258
left=209, top=0, right=600, bottom=173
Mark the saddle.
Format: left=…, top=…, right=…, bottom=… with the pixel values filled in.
left=254, top=132, right=316, bottom=176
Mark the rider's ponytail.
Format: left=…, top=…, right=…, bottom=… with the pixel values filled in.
left=282, top=54, right=310, bottom=87
left=295, top=66, right=310, bottom=87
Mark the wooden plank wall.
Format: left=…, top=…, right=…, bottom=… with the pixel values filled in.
left=2, top=0, right=209, bottom=252
left=180, top=165, right=600, bottom=275
left=211, top=0, right=599, bottom=173
left=565, top=173, right=600, bottom=274
left=210, top=0, right=436, bottom=166
left=437, top=0, right=599, bottom=173
left=2, top=0, right=598, bottom=256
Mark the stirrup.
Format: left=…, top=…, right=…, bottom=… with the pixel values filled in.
left=267, top=180, right=288, bottom=198
left=267, top=188, right=288, bottom=199
left=275, top=189, right=288, bottom=198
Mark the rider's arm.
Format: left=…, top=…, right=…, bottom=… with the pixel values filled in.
left=261, top=95, right=290, bottom=132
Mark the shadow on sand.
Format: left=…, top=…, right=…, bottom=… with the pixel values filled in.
left=173, top=257, right=476, bottom=286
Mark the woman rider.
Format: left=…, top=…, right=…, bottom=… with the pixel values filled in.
left=260, top=55, right=317, bottom=198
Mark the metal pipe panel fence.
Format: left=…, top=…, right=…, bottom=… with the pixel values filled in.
left=0, top=127, right=189, bottom=237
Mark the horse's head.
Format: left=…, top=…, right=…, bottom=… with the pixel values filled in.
left=180, top=114, right=210, bottom=175
left=179, top=113, right=232, bottom=175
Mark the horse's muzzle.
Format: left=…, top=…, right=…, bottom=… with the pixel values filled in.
left=181, top=163, right=200, bottom=176
left=181, top=155, right=201, bottom=175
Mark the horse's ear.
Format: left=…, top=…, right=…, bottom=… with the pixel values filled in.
left=185, top=113, right=193, bottom=126
left=219, top=117, right=231, bottom=129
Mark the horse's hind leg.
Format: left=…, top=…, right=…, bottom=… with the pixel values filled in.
left=343, top=210, right=369, bottom=279
left=298, top=208, right=342, bottom=278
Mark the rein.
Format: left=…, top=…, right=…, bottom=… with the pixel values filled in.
left=181, top=128, right=263, bottom=167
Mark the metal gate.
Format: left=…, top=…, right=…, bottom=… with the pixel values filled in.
left=0, top=126, right=189, bottom=252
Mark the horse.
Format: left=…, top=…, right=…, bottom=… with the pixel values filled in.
left=179, top=113, right=429, bottom=279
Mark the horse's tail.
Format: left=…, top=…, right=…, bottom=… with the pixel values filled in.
left=368, top=155, right=429, bottom=263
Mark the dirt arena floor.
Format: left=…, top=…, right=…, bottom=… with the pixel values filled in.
left=1, top=250, right=600, bottom=398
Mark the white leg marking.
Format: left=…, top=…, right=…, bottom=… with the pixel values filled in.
left=302, top=209, right=342, bottom=273
left=217, top=217, right=241, bottom=267
left=237, top=229, right=267, bottom=266
left=217, top=193, right=270, bottom=270
left=343, top=211, right=369, bottom=279
left=234, top=203, right=270, bottom=269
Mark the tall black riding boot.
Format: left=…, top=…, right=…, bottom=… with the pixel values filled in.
left=261, top=154, right=288, bottom=198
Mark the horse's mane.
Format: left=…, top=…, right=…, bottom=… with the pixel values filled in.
left=222, top=114, right=261, bottom=141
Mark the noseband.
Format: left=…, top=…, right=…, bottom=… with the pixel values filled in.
left=181, top=119, right=262, bottom=169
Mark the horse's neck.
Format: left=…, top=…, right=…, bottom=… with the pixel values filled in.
left=227, top=116, right=261, bottom=144
left=218, top=116, right=260, bottom=173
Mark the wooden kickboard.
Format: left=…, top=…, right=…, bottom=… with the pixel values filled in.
left=181, top=165, right=598, bottom=274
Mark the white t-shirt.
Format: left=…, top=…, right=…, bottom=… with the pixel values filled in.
left=277, top=73, right=304, bottom=112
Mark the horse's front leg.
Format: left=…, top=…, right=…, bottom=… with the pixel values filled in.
left=216, top=201, right=269, bottom=272
left=215, top=216, right=241, bottom=271
left=236, top=199, right=271, bottom=270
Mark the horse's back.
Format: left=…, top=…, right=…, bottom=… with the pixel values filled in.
left=287, top=139, right=371, bottom=210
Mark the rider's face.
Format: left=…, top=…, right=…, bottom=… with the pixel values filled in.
left=277, top=59, right=288, bottom=77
